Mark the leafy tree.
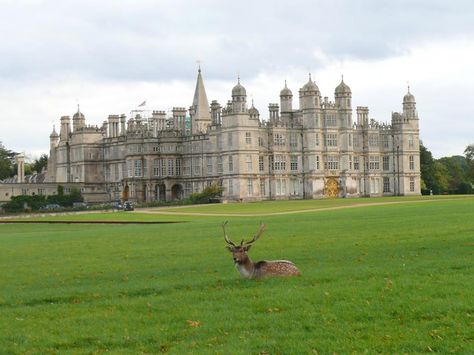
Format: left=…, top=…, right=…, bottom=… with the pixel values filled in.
left=0, top=142, right=16, bottom=180
left=189, top=183, right=224, bottom=203
left=30, top=154, right=48, bottom=173
left=438, top=156, right=470, bottom=194
left=464, top=144, right=474, bottom=182
left=419, top=142, right=436, bottom=194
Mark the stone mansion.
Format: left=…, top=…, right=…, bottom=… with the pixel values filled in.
left=40, top=69, right=420, bottom=203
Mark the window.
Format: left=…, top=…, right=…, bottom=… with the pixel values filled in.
left=273, top=155, right=286, bottom=171
left=325, top=114, right=337, bottom=127
left=349, top=155, right=353, bottom=170
left=370, top=178, right=379, bottom=194
left=315, top=134, right=320, bottom=147
left=324, top=133, right=337, bottom=147
left=245, top=132, right=252, bottom=144
left=290, top=156, right=298, bottom=171
left=369, top=134, right=379, bottom=147
left=353, top=135, right=360, bottom=148
left=315, top=156, right=320, bottom=170
left=134, top=160, right=142, bottom=177
left=127, top=160, right=133, bottom=177
left=246, top=155, right=253, bottom=172
left=369, top=156, right=380, bottom=170
left=168, top=159, right=174, bottom=176
left=354, top=157, right=359, bottom=170
left=258, top=136, right=264, bottom=147
left=175, top=159, right=181, bottom=176
left=383, top=177, right=390, bottom=193
left=274, top=133, right=285, bottom=146
left=410, top=177, right=415, bottom=192
left=183, top=159, right=191, bottom=176
left=259, top=156, right=264, bottom=172
left=290, top=133, right=297, bottom=147
left=260, top=180, right=266, bottom=196
left=228, top=179, right=233, bottom=195
left=143, top=160, right=148, bottom=177
left=409, top=135, right=414, bottom=148
left=161, top=159, right=166, bottom=176
left=409, top=155, right=415, bottom=170
left=290, top=179, right=299, bottom=195
left=276, top=178, right=287, bottom=195
left=247, top=179, right=253, bottom=196
left=383, top=156, right=390, bottom=171
left=228, top=156, right=233, bottom=172
left=217, top=157, right=223, bottom=174
left=193, top=158, right=200, bottom=175
left=207, top=157, right=213, bottom=175
left=185, top=183, right=192, bottom=196
left=383, top=135, right=389, bottom=148
left=324, top=156, right=339, bottom=170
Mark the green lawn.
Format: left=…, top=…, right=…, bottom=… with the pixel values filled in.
left=0, top=197, right=473, bottom=353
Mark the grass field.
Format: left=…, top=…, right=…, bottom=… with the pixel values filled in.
left=0, top=197, right=473, bottom=354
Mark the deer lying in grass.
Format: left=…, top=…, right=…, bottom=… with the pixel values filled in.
left=223, top=221, right=300, bottom=279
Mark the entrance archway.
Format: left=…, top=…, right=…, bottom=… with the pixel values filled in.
left=156, top=184, right=166, bottom=201
left=122, top=185, right=130, bottom=201
left=171, top=184, right=183, bottom=200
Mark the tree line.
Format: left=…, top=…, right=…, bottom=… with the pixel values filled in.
left=420, top=142, right=474, bottom=195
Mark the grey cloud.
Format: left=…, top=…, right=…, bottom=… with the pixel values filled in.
left=1, top=0, right=474, bottom=83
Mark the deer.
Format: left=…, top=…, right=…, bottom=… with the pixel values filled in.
left=222, top=221, right=300, bottom=279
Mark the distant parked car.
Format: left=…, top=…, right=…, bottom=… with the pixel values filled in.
left=73, top=202, right=88, bottom=209
left=123, top=201, right=134, bottom=211
left=111, top=201, right=123, bottom=210
left=43, top=204, right=61, bottom=210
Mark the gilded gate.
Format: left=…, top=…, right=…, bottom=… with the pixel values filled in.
left=324, top=178, right=340, bottom=198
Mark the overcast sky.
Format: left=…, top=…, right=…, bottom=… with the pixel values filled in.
left=0, top=0, right=473, bottom=159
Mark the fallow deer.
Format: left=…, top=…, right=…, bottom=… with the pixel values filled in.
left=223, top=221, right=300, bottom=279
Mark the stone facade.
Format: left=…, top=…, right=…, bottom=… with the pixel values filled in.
left=39, top=69, right=420, bottom=203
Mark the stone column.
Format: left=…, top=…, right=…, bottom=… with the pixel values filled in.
left=16, top=154, right=25, bottom=183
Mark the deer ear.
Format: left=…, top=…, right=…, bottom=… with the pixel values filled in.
left=226, top=246, right=233, bottom=252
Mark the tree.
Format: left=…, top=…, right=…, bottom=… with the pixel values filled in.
left=464, top=144, right=474, bottom=182
left=30, top=154, right=48, bottom=173
left=419, top=141, right=436, bottom=194
left=0, top=142, right=16, bottom=180
left=438, top=156, right=470, bottom=194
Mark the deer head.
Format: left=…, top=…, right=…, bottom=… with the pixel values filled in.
left=223, top=221, right=265, bottom=264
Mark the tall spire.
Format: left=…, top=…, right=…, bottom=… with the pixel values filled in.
left=191, top=68, right=211, bottom=133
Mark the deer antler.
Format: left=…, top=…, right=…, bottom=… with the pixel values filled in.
left=244, top=222, right=265, bottom=246
left=222, top=221, right=236, bottom=246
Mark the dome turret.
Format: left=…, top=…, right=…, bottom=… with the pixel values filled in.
left=73, top=111, right=85, bottom=119
left=72, top=105, right=86, bottom=131
left=403, top=86, right=416, bottom=103
left=50, top=125, right=59, bottom=138
left=335, top=77, right=351, bottom=94
left=301, top=74, right=319, bottom=93
left=232, top=77, right=247, bottom=97
left=248, top=99, right=260, bottom=119
left=231, top=76, right=247, bottom=113
left=280, top=80, right=292, bottom=96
